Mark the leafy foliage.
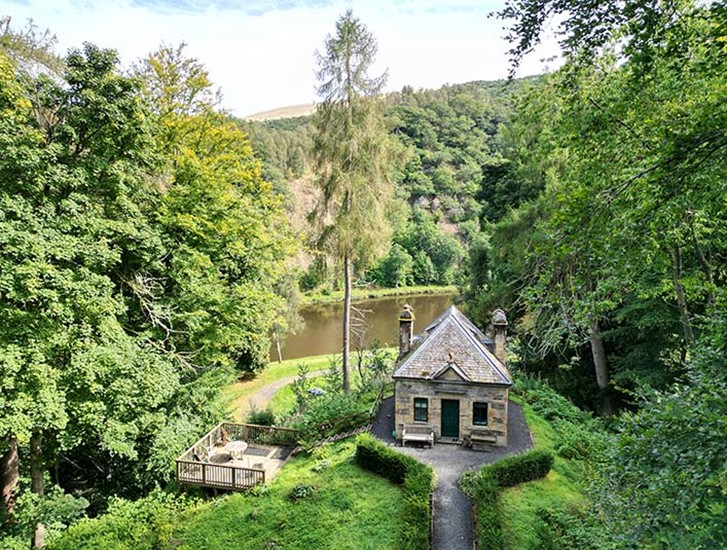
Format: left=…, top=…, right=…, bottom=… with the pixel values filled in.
left=246, top=407, right=277, bottom=427
left=47, top=491, right=192, bottom=550
left=0, top=32, right=294, bottom=537
left=460, top=449, right=553, bottom=550
left=476, top=0, right=727, bottom=544
left=590, top=325, right=727, bottom=547
left=288, top=482, right=316, bottom=502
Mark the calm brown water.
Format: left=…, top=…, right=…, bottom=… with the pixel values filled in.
left=272, top=292, right=458, bottom=361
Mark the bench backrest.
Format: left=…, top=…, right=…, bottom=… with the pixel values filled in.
left=404, top=425, right=433, bottom=434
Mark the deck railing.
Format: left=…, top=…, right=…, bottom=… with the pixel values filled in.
left=176, top=460, right=265, bottom=490
left=175, top=422, right=300, bottom=491
left=222, top=422, right=299, bottom=446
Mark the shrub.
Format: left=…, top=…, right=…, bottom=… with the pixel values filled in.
left=355, top=434, right=434, bottom=550
left=288, top=483, right=316, bottom=502
left=536, top=507, right=602, bottom=550
left=514, top=377, right=590, bottom=425
left=553, top=419, right=606, bottom=460
left=471, top=474, right=503, bottom=550
left=294, top=393, right=368, bottom=441
left=48, top=490, right=192, bottom=550
left=486, top=449, right=554, bottom=488
left=247, top=407, right=276, bottom=426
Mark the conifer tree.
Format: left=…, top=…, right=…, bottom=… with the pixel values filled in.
left=312, top=10, right=394, bottom=392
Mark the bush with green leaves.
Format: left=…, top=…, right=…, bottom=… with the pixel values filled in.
left=486, top=449, right=554, bottom=488
left=288, top=483, right=316, bottom=502
left=293, top=393, right=369, bottom=442
left=535, top=507, right=601, bottom=550
left=246, top=407, right=277, bottom=426
left=47, top=490, right=193, bottom=550
left=0, top=484, right=89, bottom=550
left=354, top=433, right=435, bottom=550
left=589, top=327, right=727, bottom=548
left=461, top=472, right=503, bottom=549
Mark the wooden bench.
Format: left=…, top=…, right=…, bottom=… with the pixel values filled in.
left=469, top=428, right=498, bottom=451
left=402, top=424, right=434, bottom=447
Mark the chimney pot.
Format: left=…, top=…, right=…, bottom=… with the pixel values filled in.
left=398, top=304, right=415, bottom=359
left=492, top=308, right=508, bottom=365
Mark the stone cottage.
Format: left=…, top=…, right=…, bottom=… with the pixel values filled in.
left=392, top=304, right=512, bottom=447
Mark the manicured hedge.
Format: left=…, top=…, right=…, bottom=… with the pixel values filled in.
left=470, top=473, right=503, bottom=550
left=486, top=449, right=554, bottom=488
left=461, top=449, right=554, bottom=550
left=355, top=434, right=435, bottom=550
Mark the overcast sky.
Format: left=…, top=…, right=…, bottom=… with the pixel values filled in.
left=0, top=0, right=559, bottom=117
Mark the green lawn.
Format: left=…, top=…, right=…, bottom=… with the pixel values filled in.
left=174, top=440, right=405, bottom=550
left=224, top=354, right=337, bottom=421
left=267, top=374, right=326, bottom=416
left=497, top=400, right=588, bottom=549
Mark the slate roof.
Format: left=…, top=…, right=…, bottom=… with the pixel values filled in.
left=393, top=305, right=512, bottom=386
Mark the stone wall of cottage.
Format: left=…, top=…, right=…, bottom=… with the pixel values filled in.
left=394, top=379, right=509, bottom=446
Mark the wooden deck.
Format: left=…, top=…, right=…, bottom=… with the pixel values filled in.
left=176, top=422, right=300, bottom=491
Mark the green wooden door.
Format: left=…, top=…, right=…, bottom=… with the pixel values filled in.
left=441, top=399, right=460, bottom=438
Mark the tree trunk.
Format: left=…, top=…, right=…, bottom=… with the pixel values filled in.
left=588, top=315, right=613, bottom=417
left=689, top=220, right=718, bottom=315
left=274, top=333, right=283, bottom=363
left=342, top=251, right=352, bottom=393
left=30, top=429, right=45, bottom=548
left=670, top=245, right=693, bottom=347
left=0, top=434, right=19, bottom=523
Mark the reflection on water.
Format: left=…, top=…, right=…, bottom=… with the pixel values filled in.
left=272, top=293, right=458, bottom=361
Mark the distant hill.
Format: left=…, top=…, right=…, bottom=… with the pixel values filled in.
left=245, top=103, right=316, bottom=121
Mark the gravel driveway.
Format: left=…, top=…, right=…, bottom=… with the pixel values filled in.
left=372, top=397, right=533, bottom=550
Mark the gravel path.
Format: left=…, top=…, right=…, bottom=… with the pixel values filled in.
left=238, top=370, right=327, bottom=417
left=372, top=397, right=533, bottom=550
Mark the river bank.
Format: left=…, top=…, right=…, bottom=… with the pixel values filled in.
left=301, top=284, right=458, bottom=306
left=275, top=291, right=458, bottom=361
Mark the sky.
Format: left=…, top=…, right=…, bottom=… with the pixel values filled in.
left=0, top=0, right=560, bottom=117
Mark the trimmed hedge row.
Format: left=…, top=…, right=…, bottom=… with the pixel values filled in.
left=461, top=449, right=554, bottom=549
left=355, top=434, right=435, bottom=550
left=469, top=473, right=503, bottom=549
left=486, top=449, right=553, bottom=488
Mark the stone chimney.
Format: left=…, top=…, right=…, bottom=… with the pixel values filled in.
left=492, top=308, right=508, bottom=365
left=398, top=304, right=415, bottom=359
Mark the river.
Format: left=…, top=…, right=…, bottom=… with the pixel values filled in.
left=272, top=292, right=459, bottom=361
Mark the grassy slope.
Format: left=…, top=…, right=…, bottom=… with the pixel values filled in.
left=267, top=374, right=326, bottom=415
left=174, top=440, right=404, bottom=550
left=224, top=354, right=337, bottom=422
left=245, top=103, right=316, bottom=121
left=498, top=400, right=587, bottom=549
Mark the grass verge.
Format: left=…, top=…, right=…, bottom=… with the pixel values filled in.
left=174, top=440, right=405, bottom=550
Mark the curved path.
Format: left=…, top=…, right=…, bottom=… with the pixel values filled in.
left=239, top=370, right=327, bottom=416
left=372, top=397, right=533, bottom=550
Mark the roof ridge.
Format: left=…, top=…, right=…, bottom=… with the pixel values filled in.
left=394, top=308, right=512, bottom=385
